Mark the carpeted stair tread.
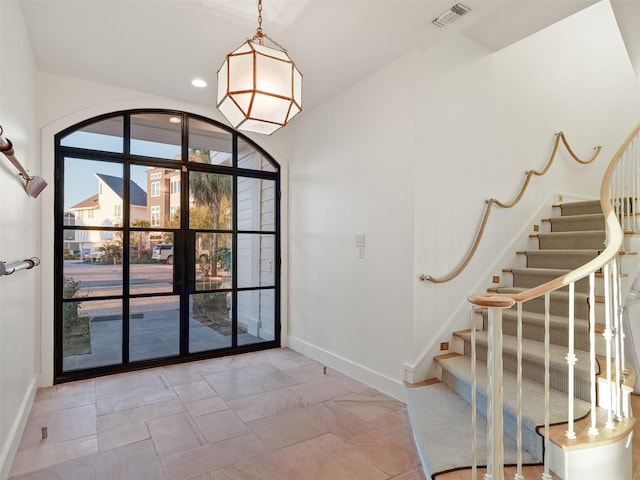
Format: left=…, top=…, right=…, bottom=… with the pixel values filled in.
left=559, top=199, right=602, bottom=216
left=404, top=382, right=540, bottom=479
left=495, top=286, right=590, bottom=320
left=547, top=213, right=605, bottom=232
left=436, top=355, right=591, bottom=461
left=509, top=267, right=591, bottom=293
left=481, top=308, right=590, bottom=350
left=457, top=331, right=596, bottom=401
left=523, top=249, right=600, bottom=269
left=437, top=355, right=592, bottom=427
left=536, top=230, right=606, bottom=250
left=458, top=330, right=595, bottom=380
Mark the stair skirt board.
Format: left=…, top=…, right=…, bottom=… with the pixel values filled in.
left=404, top=382, right=541, bottom=480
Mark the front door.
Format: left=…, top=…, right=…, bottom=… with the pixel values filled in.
left=54, top=110, right=280, bottom=382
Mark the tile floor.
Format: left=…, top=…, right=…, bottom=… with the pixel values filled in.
left=8, top=348, right=425, bottom=480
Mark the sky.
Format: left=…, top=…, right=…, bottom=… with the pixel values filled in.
left=62, top=131, right=180, bottom=210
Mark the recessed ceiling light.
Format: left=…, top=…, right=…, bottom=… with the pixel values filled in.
left=192, top=78, right=207, bottom=88
left=169, top=116, right=181, bottom=124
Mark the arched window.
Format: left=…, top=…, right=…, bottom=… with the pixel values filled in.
left=54, top=110, right=280, bottom=382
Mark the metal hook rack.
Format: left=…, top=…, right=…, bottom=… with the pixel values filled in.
left=0, top=257, right=40, bottom=276
left=0, top=125, right=47, bottom=198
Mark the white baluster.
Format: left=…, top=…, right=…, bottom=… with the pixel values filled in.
left=514, top=302, right=524, bottom=480
left=471, top=306, right=478, bottom=480
left=588, top=271, right=599, bottom=436
left=612, top=258, right=623, bottom=420
left=565, top=282, right=576, bottom=439
left=542, top=292, right=552, bottom=480
left=603, top=263, right=616, bottom=430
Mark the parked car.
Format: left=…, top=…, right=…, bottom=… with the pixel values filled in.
left=82, top=248, right=103, bottom=262
left=152, top=244, right=173, bottom=264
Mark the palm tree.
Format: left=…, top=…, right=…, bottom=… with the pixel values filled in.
left=189, top=151, right=232, bottom=277
left=131, top=218, right=150, bottom=260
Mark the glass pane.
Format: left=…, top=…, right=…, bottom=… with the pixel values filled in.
left=131, top=165, right=181, bottom=228
left=149, top=232, right=175, bottom=265
left=238, top=234, right=275, bottom=288
left=131, top=231, right=173, bottom=294
left=237, top=177, right=275, bottom=231
left=238, top=289, right=275, bottom=345
left=131, top=113, right=182, bottom=160
left=63, top=230, right=123, bottom=298
left=63, top=298, right=122, bottom=371
left=189, top=172, right=232, bottom=230
left=130, top=296, right=180, bottom=362
left=189, top=292, right=232, bottom=353
left=60, top=116, right=124, bottom=153
left=64, top=158, right=123, bottom=226
left=195, top=232, right=232, bottom=291
left=188, top=118, right=232, bottom=165
left=238, top=138, right=276, bottom=172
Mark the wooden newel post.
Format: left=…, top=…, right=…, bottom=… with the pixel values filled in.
left=468, top=294, right=515, bottom=480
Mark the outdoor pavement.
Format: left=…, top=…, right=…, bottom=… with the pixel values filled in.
left=62, top=260, right=265, bottom=372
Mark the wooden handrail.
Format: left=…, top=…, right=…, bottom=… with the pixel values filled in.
left=420, top=132, right=601, bottom=284
left=469, top=121, right=640, bottom=307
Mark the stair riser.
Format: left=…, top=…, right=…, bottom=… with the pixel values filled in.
left=559, top=200, right=602, bottom=216
left=548, top=215, right=605, bottom=232
left=537, top=232, right=606, bottom=250
left=512, top=271, right=590, bottom=292
left=501, top=293, right=591, bottom=320
left=485, top=314, right=590, bottom=351
left=478, top=308, right=607, bottom=353
left=524, top=252, right=600, bottom=270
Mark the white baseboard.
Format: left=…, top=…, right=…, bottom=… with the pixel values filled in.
left=288, top=336, right=405, bottom=401
left=0, top=376, right=38, bottom=480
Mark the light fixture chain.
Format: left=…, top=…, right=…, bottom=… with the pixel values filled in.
left=261, top=33, right=288, bottom=53
left=257, top=0, right=263, bottom=40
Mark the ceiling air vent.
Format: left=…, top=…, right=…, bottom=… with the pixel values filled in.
left=432, top=3, right=471, bottom=28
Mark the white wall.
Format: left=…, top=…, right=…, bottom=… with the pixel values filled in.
left=287, top=52, right=418, bottom=398
left=288, top=0, right=640, bottom=394
left=411, top=0, right=640, bottom=379
left=0, top=2, right=41, bottom=478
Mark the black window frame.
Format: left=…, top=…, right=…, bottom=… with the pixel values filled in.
left=53, top=109, right=281, bottom=384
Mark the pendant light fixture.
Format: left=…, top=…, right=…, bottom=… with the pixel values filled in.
left=216, top=0, right=302, bottom=135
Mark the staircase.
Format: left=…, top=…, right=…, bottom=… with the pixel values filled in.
left=406, top=199, right=630, bottom=479
left=405, top=124, right=640, bottom=479
left=404, top=122, right=640, bottom=480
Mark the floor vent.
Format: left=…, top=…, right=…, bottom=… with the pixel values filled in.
left=432, top=3, right=471, bottom=28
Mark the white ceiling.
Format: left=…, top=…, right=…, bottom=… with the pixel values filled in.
left=20, top=0, right=634, bottom=117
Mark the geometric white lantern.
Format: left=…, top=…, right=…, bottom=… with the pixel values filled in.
left=216, top=2, right=302, bottom=135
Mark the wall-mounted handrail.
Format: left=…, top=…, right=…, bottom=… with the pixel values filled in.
left=0, top=257, right=40, bottom=276
left=420, top=132, right=601, bottom=284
